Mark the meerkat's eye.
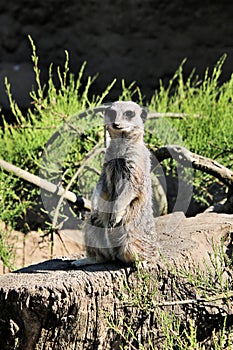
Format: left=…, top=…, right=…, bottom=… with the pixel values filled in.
left=124, top=110, right=135, bottom=118
left=106, top=109, right=117, bottom=122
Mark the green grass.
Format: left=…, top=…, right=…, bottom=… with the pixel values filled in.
left=147, top=55, right=233, bottom=208
left=149, top=55, right=233, bottom=162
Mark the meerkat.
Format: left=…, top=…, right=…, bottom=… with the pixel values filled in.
left=72, top=101, right=156, bottom=267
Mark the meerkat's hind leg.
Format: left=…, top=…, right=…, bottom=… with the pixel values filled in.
left=71, top=256, right=107, bottom=268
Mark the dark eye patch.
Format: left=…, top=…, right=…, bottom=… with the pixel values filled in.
left=106, top=109, right=117, bottom=122
left=124, top=110, right=135, bottom=118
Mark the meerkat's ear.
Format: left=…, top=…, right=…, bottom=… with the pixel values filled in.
left=103, top=102, right=112, bottom=109
left=141, top=107, right=148, bottom=123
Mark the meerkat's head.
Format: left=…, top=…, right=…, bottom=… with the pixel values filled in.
left=104, top=101, right=147, bottom=140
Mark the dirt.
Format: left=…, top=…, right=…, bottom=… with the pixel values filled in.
left=0, top=226, right=83, bottom=274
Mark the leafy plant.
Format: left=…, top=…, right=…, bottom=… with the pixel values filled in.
left=148, top=55, right=233, bottom=210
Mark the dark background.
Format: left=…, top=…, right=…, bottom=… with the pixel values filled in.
left=0, top=0, right=233, bottom=111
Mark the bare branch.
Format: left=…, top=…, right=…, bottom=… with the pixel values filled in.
left=0, top=159, right=91, bottom=210
left=156, top=290, right=233, bottom=307
left=147, top=112, right=201, bottom=119
left=123, top=290, right=233, bottom=308
left=153, top=145, right=233, bottom=188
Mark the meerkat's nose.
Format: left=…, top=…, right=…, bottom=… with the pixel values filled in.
left=112, top=122, right=121, bottom=129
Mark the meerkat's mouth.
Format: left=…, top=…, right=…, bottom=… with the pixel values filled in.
left=113, top=125, right=123, bottom=130
left=108, top=124, right=132, bottom=131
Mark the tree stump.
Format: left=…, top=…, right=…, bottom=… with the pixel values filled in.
left=0, top=212, right=233, bottom=350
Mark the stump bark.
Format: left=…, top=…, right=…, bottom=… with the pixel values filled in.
left=0, top=212, right=233, bottom=350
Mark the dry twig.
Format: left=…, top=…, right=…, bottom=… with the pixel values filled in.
left=0, top=159, right=91, bottom=210
left=153, top=145, right=233, bottom=189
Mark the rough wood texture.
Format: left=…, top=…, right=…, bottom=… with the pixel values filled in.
left=0, top=212, right=233, bottom=350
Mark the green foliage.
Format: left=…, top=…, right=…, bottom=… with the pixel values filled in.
left=0, top=227, right=15, bottom=271
left=149, top=55, right=233, bottom=161
left=0, top=38, right=113, bottom=228
left=148, top=55, right=233, bottom=208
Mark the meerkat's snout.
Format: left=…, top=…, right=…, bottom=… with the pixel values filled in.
left=112, top=122, right=123, bottom=130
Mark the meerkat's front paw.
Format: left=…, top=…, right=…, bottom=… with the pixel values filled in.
left=108, top=214, right=116, bottom=228
left=108, top=210, right=125, bottom=227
